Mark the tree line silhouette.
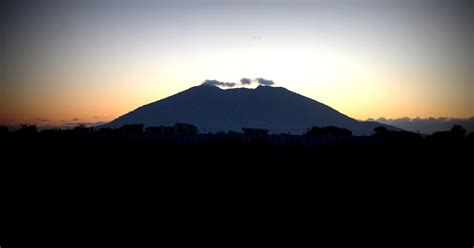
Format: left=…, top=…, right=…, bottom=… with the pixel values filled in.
left=1, top=122, right=473, bottom=146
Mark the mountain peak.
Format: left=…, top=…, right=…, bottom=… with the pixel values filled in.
left=256, top=85, right=272, bottom=89
left=196, top=84, right=286, bottom=92
left=255, top=85, right=287, bottom=91
left=106, top=83, right=399, bottom=135
left=199, top=83, right=219, bottom=88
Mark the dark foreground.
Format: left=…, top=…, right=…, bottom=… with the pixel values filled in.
left=0, top=130, right=470, bottom=247
left=1, top=127, right=472, bottom=164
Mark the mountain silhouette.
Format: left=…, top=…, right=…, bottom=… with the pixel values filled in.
left=105, top=84, right=400, bottom=135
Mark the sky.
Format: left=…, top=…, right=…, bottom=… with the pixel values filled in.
left=1, top=0, right=473, bottom=127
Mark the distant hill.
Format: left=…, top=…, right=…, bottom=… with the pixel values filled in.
left=105, top=84, right=401, bottom=135
left=374, top=117, right=474, bottom=134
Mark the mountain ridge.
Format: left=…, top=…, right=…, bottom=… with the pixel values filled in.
left=105, top=84, right=401, bottom=135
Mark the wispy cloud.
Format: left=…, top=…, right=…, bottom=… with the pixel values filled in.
left=61, top=121, right=106, bottom=127
left=256, top=78, right=274, bottom=86
left=240, top=78, right=252, bottom=85
left=202, top=79, right=236, bottom=88
left=32, top=117, right=49, bottom=122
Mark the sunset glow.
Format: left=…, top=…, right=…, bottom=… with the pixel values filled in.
left=1, top=0, right=472, bottom=127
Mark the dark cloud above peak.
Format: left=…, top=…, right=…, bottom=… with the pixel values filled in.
left=201, top=78, right=275, bottom=88
left=256, top=78, right=274, bottom=86
left=240, top=78, right=251, bottom=85
left=202, top=79, right=235, bottom=88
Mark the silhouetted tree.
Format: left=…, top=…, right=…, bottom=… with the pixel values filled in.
left=372, top=125, right=422, bottom=144
left=0, top=126, right=8, bottom=135
left=73, top=124, right=92, bottom=134
left=304, top=126, right=352, bottom=136
left=17, top=124, right=37, bottom=135
left=428, top=125, right=466, bottom=144
left=467, top=132, right=474, bottom=145
left=119, top=124, right=144, bottom=134
left=450, top=125, right=466, bottom=138
left=146, top=126, right=175, bottom=135
left=242, top=128, right=270, bottom=136
left=374, top=126, right=388, bottom=135
left=174, top=123, right=198, bottom=135
left=97, top=127, right=115, bottom=135
left=227, top=131, right=241, bottom=136
left=74, top=124, right=87, bottom=129
left=40, top=128, right=62, bottom=135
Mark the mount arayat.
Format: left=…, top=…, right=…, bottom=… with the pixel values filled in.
left=105, top=84, right=400, bottom=135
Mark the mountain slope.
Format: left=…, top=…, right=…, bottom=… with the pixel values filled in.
left=105, top=84, right=400, bottom=135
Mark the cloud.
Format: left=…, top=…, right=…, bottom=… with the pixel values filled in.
left=33, top=117, right=49, bottom=122
left=201, top=78, right=275, bottom=87
left=93, top=116, right=109, bottom=120
left=240, top=78, right=252, bottom=85
left=62, top=121, right=106, bottom=127
left=256, top=78, right=274, bottom=86
left=61, top=117, right=106, bottom=127
left=202, top=79, right=235, bottom=88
